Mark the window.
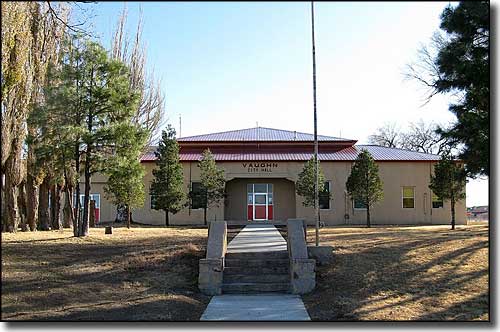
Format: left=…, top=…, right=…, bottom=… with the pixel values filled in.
left=319, top=181, right=331, bottom=210
left=150, top=194, right=158, bottom=209
left=432, top=193, right=443, bottom=208
left=353, top=198, right=367, bottom=209
left=190, top=182, right=206, bottom=209
left=402, top=187, right=415, bottom=208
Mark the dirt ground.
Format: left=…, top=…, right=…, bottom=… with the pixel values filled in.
left=1, top=226, right=211, bottom=321
left=302, top=223, right=489, bottom=321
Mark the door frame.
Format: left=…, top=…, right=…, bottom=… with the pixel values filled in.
left=253, top=192, right=268, bottom=221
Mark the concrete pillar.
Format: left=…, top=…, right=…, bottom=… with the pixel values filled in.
left=287, top=219, right=316, bottom=294
left=199, top=220, right=227, bottom=295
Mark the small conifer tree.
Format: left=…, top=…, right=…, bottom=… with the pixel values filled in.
left=296, top=157, right=329, bottom=221
left=150, top=125, right=186, bottom=226
left=429, top=153, right=466, bottom=230
left=196, top=149, right=225, bottom=225
left=346, top=149, right=384, bottom=227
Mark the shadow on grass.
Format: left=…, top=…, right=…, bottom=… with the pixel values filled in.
left=1, top=233, right=211, bottom=321
left=302, top=226, right=489, bottom=321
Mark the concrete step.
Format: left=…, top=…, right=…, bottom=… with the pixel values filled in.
left=225, top=250, right=288, bottom=260
left=225, top=258, right=289, bottom=268
left=224, top=266, right=289, bottom=275
left=222, top=282, right=290, bottom=294
left=223, top=273, right=289, bottom=284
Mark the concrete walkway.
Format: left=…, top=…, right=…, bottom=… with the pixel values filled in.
left=200, top=224, right=311, bottom=321
left=226, top=224, right=287, bottom=253
left=200, top=294, right=310, bottom=321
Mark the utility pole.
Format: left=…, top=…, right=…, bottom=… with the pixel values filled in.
left=311, top=1, right=320, bottom=246
left=179, top=114, right=182, bottom=138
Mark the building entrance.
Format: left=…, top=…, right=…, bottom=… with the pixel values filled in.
left=247, top=183, right=273, bottom=221
left=224, top=178, right=295, bottom=222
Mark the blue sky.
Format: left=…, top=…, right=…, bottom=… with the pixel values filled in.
left=74, top=1, right=488, bottom=206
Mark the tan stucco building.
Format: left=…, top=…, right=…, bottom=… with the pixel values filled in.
left=82, top=127, right=466, bottom=226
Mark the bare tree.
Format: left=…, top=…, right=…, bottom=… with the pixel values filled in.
left=400, top=120, right=453, bottom=155
left=369, top=120, right=454, bottom=155
left=111, top=6, right=166, bottom=223
left=111, top=6, right=166, bottom=148
left=404, top=32, right=450, bottom=105
left=1, top=1, right=92, bottom=232
left=368, top=122, right=402, bottom=148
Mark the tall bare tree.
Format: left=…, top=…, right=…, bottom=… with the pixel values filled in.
left=1, top=2, right=94, bottom=232
left=111, top=6, right=165, bottom=147
left=1, top=2, right=34, bottom=232
left=25, top=2, right=69, bottom=232
left=111, top=6, right=166, bottom=222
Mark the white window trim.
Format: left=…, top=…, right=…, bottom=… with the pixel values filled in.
left=402, top=186, right=415, bottom=209
left=320, top=180, right=331, bottom=210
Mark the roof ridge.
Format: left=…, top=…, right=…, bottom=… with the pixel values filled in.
left=178, top=126, right=352, bottom=141
left=258, top=126, right=344, bottom=139
left=178, top=126, right=259, bottom=140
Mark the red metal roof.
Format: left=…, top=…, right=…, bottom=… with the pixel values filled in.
left=177, top=127, right=353, bottom=142
left=141, top=145, right=441, bottom=162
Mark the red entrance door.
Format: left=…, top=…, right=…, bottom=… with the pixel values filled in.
left=247, top=184, right=273, bottom=221
left=254, top=193, right=267, bottom=220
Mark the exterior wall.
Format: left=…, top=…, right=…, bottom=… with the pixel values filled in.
left=80, top=159, right=466, bottom=226
left=225, top=178, right=296, bottom=221
left=297, top=161, right=467, bottom=226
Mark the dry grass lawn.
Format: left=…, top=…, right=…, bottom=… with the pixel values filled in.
left=2, top=222, right=489, bottom=321
left=302, top=223, right=489, bottom=321
left=1, top=226, right=210, bottom=321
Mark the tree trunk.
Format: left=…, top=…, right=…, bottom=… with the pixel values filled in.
left=38, top=177, right=50, bottom=231
left=451, top=199, right=456, bottom=230
left=165, top=210, right=169, bottom=226
left=4, top=157, right=20, bottom=232
left=89, top=199, right=96, bottom=227
left=203, top=207, right=207, bottom=226
left=74, top=143, right=81, bottom=237
left=81, top=168, right=91, bottom=237
left=366, top=205, right=371, bottom=228
left=63, top=186, right=72, bottom=228
left=26, top=172, right=39, bottom=231
left=50, top=185, right=62, bottom=230
left=18, top=181, right=28, bottom=231
left=3, top=119, right=24, bottom=232
left=0, top=171, right=4, bottom=230
left=81, top=103, right=94, bottom=237
left=26, top=126, right=39, bottom=231
left=127, top=205, right=131, bottom=229
left=115, top=204, right=128, bottom=223
left=50, top=185, right=56, bottom=229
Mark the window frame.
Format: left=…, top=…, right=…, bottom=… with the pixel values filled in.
left=353, top=198, right=367, bottom=210
left=190, top=181, right=205, bottom=210
left=402, top=186, right=415, bottom=209
left=319, top=180, right=331, bottom=210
